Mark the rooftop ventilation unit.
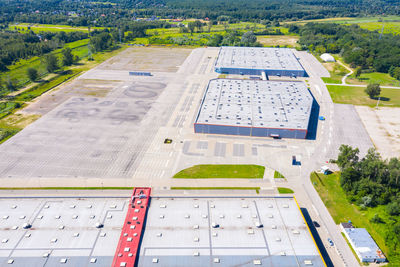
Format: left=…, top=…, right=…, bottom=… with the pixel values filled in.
left=211, top=222, right=219, bottom=228
left=22, top=223, right=31, bottom=229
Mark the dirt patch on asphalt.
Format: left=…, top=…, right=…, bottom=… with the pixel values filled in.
left=356, top=106, right=400, bottom=159
left=22, top=79, right=123, bottom=115
left=98, top=47, right=192, bottom=72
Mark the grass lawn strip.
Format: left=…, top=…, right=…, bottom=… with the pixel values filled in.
left=173, top=164, right=265, bottom=178
left=274, top=171, right=285, bottom=179
left=277, top=187, right=294, bottom=194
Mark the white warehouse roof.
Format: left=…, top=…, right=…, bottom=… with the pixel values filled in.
left=137, top=196, right=326, bottom=267
left=215, top=46, right=305, bottom=72
left=195, top=79, right=313, bottom=130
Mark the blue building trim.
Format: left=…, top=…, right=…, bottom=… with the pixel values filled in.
left=194, top=123, right=307, bottom=139
left=214, top=67, right=307, bottom=77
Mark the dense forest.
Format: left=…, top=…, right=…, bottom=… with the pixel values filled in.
left=293, top=23, right=400, bottom=76
left=0, top=31, right=88, bottom=71
left=0, top=0, right=399, bottom=27
left=336, top=145, right=400, bottom=254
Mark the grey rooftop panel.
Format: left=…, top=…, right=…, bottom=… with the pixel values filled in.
left=215, top=47, right=306, bottom=76
left=195, top=79, right=312, bottom=131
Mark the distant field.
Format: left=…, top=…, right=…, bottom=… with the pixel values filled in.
left=310, top=172, right=400, bottom=266
left=327, top=85, right=400, bottom=107
left=257, top=35, right=299, bottom=47
left=290, top=16, right=400, bottom=35
left=173, top=164, right=265, bottom=178
left=356, top=22, right=400, bottom=35
left=0, top=39, right=89, bottom=90
left=10, top=23, right=105, bottom=33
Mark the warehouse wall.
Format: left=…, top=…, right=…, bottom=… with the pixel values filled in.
left=194, top=124, right=307, bottom=139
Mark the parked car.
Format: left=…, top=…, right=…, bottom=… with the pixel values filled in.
left=328, top=238, right=334, bottom=246
left=313, top=221, right=320, bottom=228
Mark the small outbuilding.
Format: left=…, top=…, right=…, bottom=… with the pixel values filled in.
left=320, top=53, right=335, bottom=62
left=343, top=228, right=386, bottom=263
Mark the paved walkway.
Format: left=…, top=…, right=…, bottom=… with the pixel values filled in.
left=329, top=60, right=400, bottom=89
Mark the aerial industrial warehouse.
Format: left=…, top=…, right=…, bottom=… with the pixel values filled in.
left=214, top=47, right=307, bottom=77
left=0, top=191, right=325, bottom=267
left=194, top=79, right=313, bottom=139
left=137, top=196, right=325, bottom=267
left=0, top=197, right=128, bottom=266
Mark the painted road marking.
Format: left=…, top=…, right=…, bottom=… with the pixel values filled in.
left=312, top=204, right=320, bottom=217
left=315, top=85, right=322, bottom=95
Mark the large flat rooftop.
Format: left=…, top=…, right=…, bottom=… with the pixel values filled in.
left=195, top=79, right=312, bottom=131
left=214, top=47, right=306, bottom=76
left=0, top=197, right=128, bottom=266
left=138, top=196, right=325, bottom=267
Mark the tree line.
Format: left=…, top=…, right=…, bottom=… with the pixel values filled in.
left=0, top=30, right=88, bottom=71
left=336, top=145, right=400, bottom=254
left=291, top=23, right=400, bottom=80
left=0, top=0, right=399, bottom=27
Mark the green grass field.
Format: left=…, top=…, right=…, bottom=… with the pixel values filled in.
left=327, top=85, right=400, bottom=107
left=353, top=21, right=400, bottom=35
left=310, top=172, right=400, bottom=266
left=173, top=164, right=265, bottom=178
left=277, top=187, right=294, bottom=194
left=14, top=70, right=81, bottom=101
left=347, top=72, right=400, bottom=87
left=321, top=62, right=348, bottom=84
left=0, top=102, right=20, bottom=119
left=289, top=16, right=400, bottom=35
left=9, top=23, right=105, bottom=33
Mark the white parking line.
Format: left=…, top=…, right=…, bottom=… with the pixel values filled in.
left=165, top=160, right=170, bottom=167
left=312, top=204, right=320, bottom=217
left=315, top=84, right=322, bottom=95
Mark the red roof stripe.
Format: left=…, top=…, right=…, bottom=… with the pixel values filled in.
left=112, top=187, right=151, bottom=267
